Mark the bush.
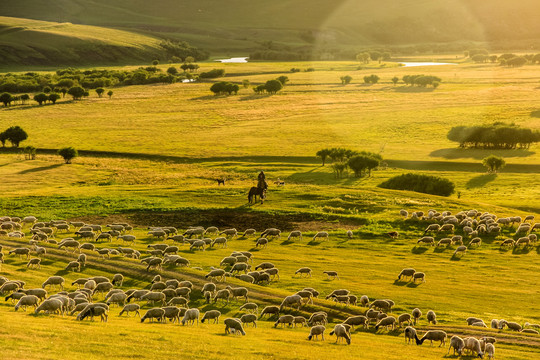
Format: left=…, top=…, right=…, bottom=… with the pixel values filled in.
left=210, top=82, right=239, bottom=95
left=107, top=90, right=114, bottom=99
left=33, top=93, right=48, bottom=105
left=378, top=173, right=455, bottom=197
left=48, top=93, right=61, bottom=104
left=2, top=126, right=28, bottom=148
left=23, top=146, right=36, bottom=160
left=199, top=69, right=225, bottom=79
left=0, top=92, right=13, bottom=106
left=482, top=155, right=506, bottom=173
left=58, top=147, right=78, bottom=164
left=340, top=75, right=352, bottom=85
left=95, top=88, right=105, bottom=97
left=363, top=74, right=379, bottom=84
left=264, top=79, right=283, bottom=94
left=68, top=86, right=86, bottom=100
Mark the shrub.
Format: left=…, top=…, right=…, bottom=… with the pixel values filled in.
left=58, top=147, right=78, bottom=164
left=107, top=90, right=113, bottom=99
left=482, top=155, right=506, bottom=173
left=48, top=93, right=61, bottom=104
left=340, top=75, right=352, bottom=85
left=95, top=88, right=105, bottom=97
left=264, top=79, right=283, bottom=94
left=67, top=86, right=86, bottom=100
left=379, top=173, right=455, bottom=196
left=3, top=126, right=28, bottom=148
left=363, top=74, right=379, bottom=84
left=199, top=69, right=225, bottom=79
left=33, top=93, right=48, bottom=105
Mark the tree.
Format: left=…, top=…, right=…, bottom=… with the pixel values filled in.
left=242, top=79, right=250, bottom=88
left=60, top=88, right=68, bottom=98
left=95, top=88, right=105, bottom=97
left=68, top=86, right=85, bottom=100
left=58, top=147, right=78, bottom=164
left=33, top=93, right=49, bottom=105
left=4, top=126, right=28, bottom=147
left=180, top=64, right=189, bottom=72
left=264, top=79, right=283, bottom=94
left=332, top=162, right=347, bottom=179
left=185, top=56, right=195, bottom=63
left=0, top=92, right=13, bottom=107
left=369, top=51, right=382, bottom=63
left=167, top=66, right=178, bottom=76
left=391, top=76, right=399, bottom=86
left=276, top=76, right=289, bottom=85
left=107, top=90, right=114, bottom=99
left=347, top=155, right=380, bottom=177
left=432, top=81, right=440, bottom=89
left=482, top=155, right=506, bottom=173
left=340, top=75, right=352, bottom=85
left=363, top=74, right=379, bottom=84
left=316, top=149, right=331, bottom=166
left=48, top=93, right=61, bottom=104
left=23, top=146, right=36, bottom=160
left=0, top=131, right=8, bottom=147
left=20, top=94, right=30, bottom=104
left=152, top=60, right=159, bottom=65
left=356, top=52, right=370, bottom=64
left=506, top=57, right=528, bottom=67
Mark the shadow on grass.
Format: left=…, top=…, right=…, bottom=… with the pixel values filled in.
left=512, top=247, right=531, bottom=255
left=239, top=94, right=272, bottom=101
left=433, top=247, right=448, bottom=253
left=531, top=110, right=540, bottom=118
left=307, top=240, right=322, bottom=246
left=394, top=86, right=434, bottom=93
left=429, top=147, right=535, bottom=160
left=411, top=246, right=428, bottom=254
left=280, top=240, right=294, bottom=246
left=466, top=173, right=497, bottom=189
left=392, top=280, right=409, bottom=287
left=406, top=282, right=421, bottom=288
left=450, top=254, right=463, bottom=261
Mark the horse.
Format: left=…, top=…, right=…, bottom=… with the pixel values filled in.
left=248, top=187, right=266, bottom=204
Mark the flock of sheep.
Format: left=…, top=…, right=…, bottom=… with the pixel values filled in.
left=0, top=211, right=538, bottom=358
left=399, top=209, right=539, bottom=257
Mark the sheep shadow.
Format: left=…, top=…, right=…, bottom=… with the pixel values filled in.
left=433, top=247, right=448, bottom=253
left=411, top=246, right=429, bottom=254
left=307, top=240, right=322, bottom=246
left=498, top=246, right=512, bottom=253
left=280, top=240, right=294, bottom=246
left=392, top=280, right=409, bottom=287
left=450, top=254, right=463, bottom=261
left=406, top=283, right=421, bottom=288
left=15, top=268, right=29, bottom=272
left=512, top=247, right=531, bottom=255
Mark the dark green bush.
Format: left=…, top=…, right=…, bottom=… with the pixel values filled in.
left=378, top=173, right=455, bottom=196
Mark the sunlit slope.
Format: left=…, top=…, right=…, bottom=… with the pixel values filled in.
left=0, top=16, right=163, bottom=65
left=1, top=0, right=539, bottom=52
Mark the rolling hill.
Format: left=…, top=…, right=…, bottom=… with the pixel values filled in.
left=1, top=0, right=540, bottom=65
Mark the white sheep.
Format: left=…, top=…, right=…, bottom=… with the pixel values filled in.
left=182, top=308, right=200, bottom=326
left=447, top=335, right=465, bottom=356
left=224, top=318, right=245, bottom=335
left=329, top=324, right=351, bottom=344
left=307, top=325, right=326, bottom=341
left=312, top=231, right=329, bottom=241
left=14, top=295, right=40, bottom=311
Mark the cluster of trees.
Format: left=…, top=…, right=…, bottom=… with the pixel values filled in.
left=447, top=123, right=540, bottom=149
left=0, top=126, right=28, bottom=148
left=316, top=148, right=382, bottom=178
left=363, top=74, right=380, bottom=84
left=159, top=40, right=209, bottom=62
left=210, top=82, right=240, bottom=95
left=290, top=68, right=314, bottom=73
left=199, top=69, right=225, bottom=79
left=402, top=75, right=441, bottom=88
left=379, top=173, right=455, bottom=197
left=356, top=51, right=391, bottom=64
left=467, top=49, right=540, bottom=67
left=0, top=86, right=114, bottom=107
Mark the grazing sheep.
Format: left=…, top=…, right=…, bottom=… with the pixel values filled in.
left=323, top=270, right=339, bottom=280
left=280, top=294, right=303, bottom=311
left=42, top=276, right=65, bottom=291
left=485, top=342, right=495, bottom=359
left=219, top=228, right=238, bottom=239
left=415, top=330, right=447, bottom=347
left=303, top=288, right=320, bottom=298
left=397, top=268, right=415, bottom=281
left=111, top=274, right=124, bottom=287
left=255, top=262, right=275, bottom=270
left=469, top=237, right=482, bottom=247
left=255, top=237, right=268, bottom=248
left=524, top=322, right=540, bottom=329
left=239, top=313, right=257, bottom=328
left=386, top=231, right=399, bottom=239
left=453, top=245, right=467, bottom=256
left=161, top=306, right=182, bottom=323
left=259, top=305, right=280, bottom=319
left=213, top=289, right=232, bottom=305
left=140, top=292, right=166, bottom=306
left=312, top=231, right=329, bottom=241
left=369, top=299, right=391, bottom=312
left=205, top=269, right=226, bottom=282
left=463, top=337, right=484, bottom=358
left=263, top=267, right=280, bottom=281
left=65, top=261, right=81, bottom=272
left=141, top=308, right=165, bottom=323
left=239, top=302, right=258, bottom=314
left=447, top=335, right=465, bottom=356
left=26, top=258, right=41, bottom=269
left=413, top=272, right=426, bottom=283
left=437, top=238, right=452, bottom=247
left=295, top=290, right=314, bottom=305
left=521, top=329, right=540, bottom=334
left=400, top=209, right=408, bottom=218
left=230, top=262, right=251, bottom=274
left=9, top=248, right=31, bottom=259
left=308, top=325, right=326, bottom=341
left=14, top=295, right=40, bottom=311
left=182, top=308, right=200, bottom=326
left=412, top=308, right=422, bottom=325
left=330, top=294, right=350, bottom=306
left=499, top=320, right=522, bottom=331
left=211, top=237, right=228, bottom=248
left=274, top=315, right=295, bottom=328
left=472, top=320, right=487, bottom=327
left=288, top=231, right=303, bottom=241
left=404, top=326, right=417, bottom=344
left=325, top=289, right=350, bottom=299
left=241, top=229, right=256, bottom=238
left=293, top=316, right=307, bottom=327
left=224, top=318, right=245, bottom=335
left=295, top=267, right=312, bottom=277
left=451, top=235, right=463, bottom=245
left=426, top=310, right=437, bottom=325
left=226, top=286, right=249, bottom=303
left=417, top=237, right=435, bottom=246
left=119, top=303, right=141, bottom=317
left=146, top=258, right=163, bottom=272
left=106, top=292, right=127, bottom=307
left=260, top=228, right=281, bottom=239
left=330, top=324, right=351, bottom=345
left=343, top=315, right=368, bottom=330
left=24, top=288, right=47, bottom=301
left=398, top=313, right=412, bottom=327
left=35, top=298, right=63, bottom=315
left=423, top=224, right=440, bottom=235
left=346, top=230, right=353, bottom=239
left=201, top=310, right=221, bottom=324
left=375, top=316, right=396, bottom=330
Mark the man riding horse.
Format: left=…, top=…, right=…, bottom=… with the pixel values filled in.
left=248, top=171, right=268, bottom=204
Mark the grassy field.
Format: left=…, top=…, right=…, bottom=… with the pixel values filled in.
left=0, top=59, right=539, bottom=359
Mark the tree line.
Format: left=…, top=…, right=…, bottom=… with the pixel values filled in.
left=467, top=49, right=540, bottom=67
left=210, top=76, right=288, bottom=96
left=447, top=123, right=540, bottom=149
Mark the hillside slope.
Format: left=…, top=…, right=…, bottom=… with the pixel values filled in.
left=1, top=0, right=539, bottom=57
left=0, top=16, right=164, bottom=65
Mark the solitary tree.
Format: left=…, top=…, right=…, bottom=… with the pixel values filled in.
left=0, top=92, right=13, bottom=107
left=482, top=155, right=506, bottom=173
left=264, top=80, right=283, bottom=94
left=48, top=93, right=61, bottom=104
left=391, top=76, right=399, bottom=86
left=4, top=126, right=28, bottom=147
left=340, top=75, right=352, bottom=85
left=33, top=93, right=49, bottom=105
left=107, top=90, right=114, bottom=99
left=68, top=86, right=85, bottom=100
left=95, top=88, right=105, bottom=97
left=167, top=67, right=178, bottom=76
left=316, top=148, right=331, bottom=166
left=58, top=147, right=78, bottom=164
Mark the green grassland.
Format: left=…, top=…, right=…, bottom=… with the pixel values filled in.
left=0, top=59, right=539, bottom=359
left=0, top=16, right=164, bottom=66
left=1, top=0, right=540, bottom=57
